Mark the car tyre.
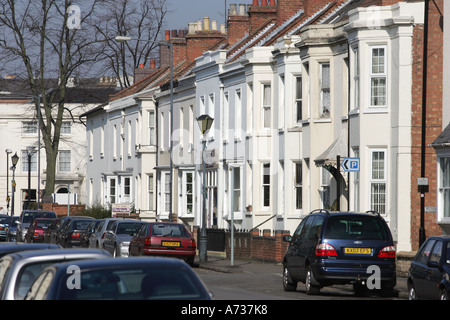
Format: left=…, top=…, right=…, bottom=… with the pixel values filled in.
left=282, top=265, right=297, bottom=292
left=440, top=289, right=448, bottom=300
left=305, top=266, right=320, bottom=295
left=113, top=244, right=119, bottom=258
left=408, top=282, right=418, bottom=300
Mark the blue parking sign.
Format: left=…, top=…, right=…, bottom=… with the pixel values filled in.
left=341, top=158, right=360, bottom=172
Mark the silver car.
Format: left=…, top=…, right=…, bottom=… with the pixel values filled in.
left=0, top=248, right=111, bottom=300
left=88, top=218, right=119, bottom=249
left=102, top=219, right=147, bottom=257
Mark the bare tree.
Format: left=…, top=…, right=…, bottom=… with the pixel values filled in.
left=95, top=0, right=168, bottom=89
left=0, top=0, right=105, bottom=199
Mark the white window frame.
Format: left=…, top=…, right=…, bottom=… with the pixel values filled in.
left=369, top=148, right=387, bottom=215
left=147, top=174, right=154, bottom=211
left=369, top=45, right=387, bottom=108
left=235, top=89, right=242, bottom=139
left=262, top=163, right=270, bottom=209
left=262, top=83, right=271, bottom=129
left=58, top=150, right=71, bottom=173
left=295, top=76, right=302, bottom=124
left=148, top=110, right=156, bottom=146
left=294, top=162, right=302, bottom=211
left=223, top=92, right=229, bottom=141
left=319, top=62, right=330, bottom=118
left=107, top=176, right=117, bottom=205
left=181, top=171, right=194, bottom=216
left=438, top=155, right=450, bottom=223
left=352, top=46, right=360, bottom=110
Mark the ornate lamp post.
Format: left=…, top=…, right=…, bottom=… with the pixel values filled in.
left=196, top=114, right=214, bottom=263
left=10, top=153, right=19, bottom=216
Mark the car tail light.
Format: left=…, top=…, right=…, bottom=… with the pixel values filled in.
left=144, top=237, right=151, bottom=246
left=378, top=246, right=396, bottom=258
left=190, top=238, right=196, bottom=249
left=71, top=232, right=81, bottom=239
left=316, top=243, right=337, bottom=256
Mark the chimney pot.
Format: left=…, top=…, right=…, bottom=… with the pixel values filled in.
left=252, top=0, right=259, bottom=5
left=188, top=22, right=196, bottom=34
left=261, top=0, right=267, bottom=6
left=139, top=63, right=145, bottom=69
left=220, top=24, right=226, bottom=34
left=150, top=59, right=156, bottom=69
left=229, top=4, right=237, bottom=15
left=211, top=20, right=218, bottom=31
left=269, top=0, right=276, bottom=5
left=197, top=20, right=203, bottom=31
left=203, top=17, right=210, bottom=30
left=239, top=4, right=247, bottom=15
left=165, top=30, right=170, bottom=40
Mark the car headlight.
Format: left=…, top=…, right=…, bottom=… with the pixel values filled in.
left=444, top=273, right=449, bottom=281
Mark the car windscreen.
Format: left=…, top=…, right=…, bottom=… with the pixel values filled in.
left=324, top=215, right=390, bottom=241
left=23, top=212, right=55, bottom=223
left=72, top=220, right=92, bottom=230
left=151, top=224, right=191, bottom=238
left=0, top=217, right=11, bottom=225
left=116, top=223, right=144, bottom=235
left=58, top=266, right=207, bottom=300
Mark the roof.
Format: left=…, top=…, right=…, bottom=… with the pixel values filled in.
left=430, top=122, right=450, bottom=148
left=0, top=77, right=119, bottom=104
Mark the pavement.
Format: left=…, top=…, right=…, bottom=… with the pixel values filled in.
left=195, top=253, right=409, bottom=299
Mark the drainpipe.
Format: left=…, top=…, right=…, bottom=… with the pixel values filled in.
left=419, top=0, right=429, bottom=248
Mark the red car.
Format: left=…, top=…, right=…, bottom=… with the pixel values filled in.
left=128, top=222, right=196, bottom=266
left=24, top=218, right=56, bottom=243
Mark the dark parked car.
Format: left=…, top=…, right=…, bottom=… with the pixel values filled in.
left=0, top=248, right=111, bottom=300
left=16, top=210, right=57, bottom=242
left=43, top=219, right=60, bottom=244
left=57, top=217, right=94, bottom=248
left=0, top=216, right=18, bottom=242
left=0, top=243, right=60, bottom=259
left=282, top=209, right=396, bottom=296
left=5, top=217, right=19, bottom=242
left=47, top=216, right=83, bottom=244
left=128, top=222, right=196, bottom=266
left=25, top=257, right=211, bottom=300
left=407, top=235, right=450, bottom=300
left=80, top=219, right=101, bottom=248
left=102, top=219, right=147, bottom=257
left=24, top=218, right=56, bottom=243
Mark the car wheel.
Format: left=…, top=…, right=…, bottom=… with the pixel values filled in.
left=113, top=245, right=119, bottom=258
left=440, top=289, right=448, bottom=300
left=305, top=266, right=320, bottom=295
left=408, top=282, right=418, bottom=300
left=282, top=265, right=297, bottom=292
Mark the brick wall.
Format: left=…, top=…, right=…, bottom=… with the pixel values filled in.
left=410, top=0, right=443, bottom=250
left=42, top=202, right=86, bottom=217
left=224, top=229, right=290, bottom=263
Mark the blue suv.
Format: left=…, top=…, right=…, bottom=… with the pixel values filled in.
left=282, top=209, right=396, bottom=296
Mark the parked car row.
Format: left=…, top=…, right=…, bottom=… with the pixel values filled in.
left=0, top=243, right=210, bottom=300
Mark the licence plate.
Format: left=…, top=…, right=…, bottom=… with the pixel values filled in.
left=344, top=247, right=372, bottom=255
left=162, top=241, right=180, bottom=247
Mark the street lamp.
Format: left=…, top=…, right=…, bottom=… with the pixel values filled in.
left=115, top=35, right=174, bottom=222
left=26, top=146, right=36, bottom=210
left=196, top=114, right=214, bottom=263
left=5, top=149, right=12, bottom=215
left=10, top=153, right=19, bottom=216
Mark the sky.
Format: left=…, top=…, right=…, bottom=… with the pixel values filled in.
left=165, top=0, right=252, bottom=31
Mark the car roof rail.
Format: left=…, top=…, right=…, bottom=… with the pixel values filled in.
left=310, top=209, right=330, bottom=215
left=365, top=210, right=380, bottom=216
